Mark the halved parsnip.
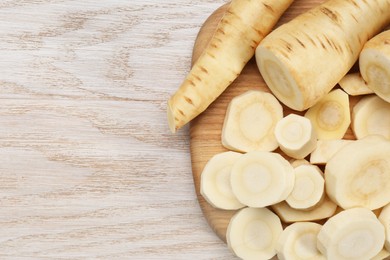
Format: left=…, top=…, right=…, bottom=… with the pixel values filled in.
left=222, top=90, right=283, bottom=152
left=274, top=114, right=317, bottom=159
left=309, top=139, right=353, bottom=165
left=360, top=30, right=390, bottom=103
left=200, top=151, right=245, bottom=210
left=317, top=208, right=385, bottom=260
left=352, top=95, right=390, bottom=140
left=338, top=72, right=374, bottom=96
left=286, top=164, right=324, bottom=210
left=227, top=207, right=283, bottom=260
left=305, top=89, right=350, bottom=140
left=230, top=150, right=294, bottom=208
left=271, top=196, right=337, bottom=223
left=378, top=203, right=390, bottom=252
left=325, top=135, right=390, bottom=210
left=276, top=222, right=325, bottom=260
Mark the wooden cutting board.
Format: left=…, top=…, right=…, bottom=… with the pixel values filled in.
left=189, top=0, right=362, bottom=244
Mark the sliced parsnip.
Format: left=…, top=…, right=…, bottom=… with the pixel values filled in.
left=310, top=139, right=353, bottom=165
left=255, top=0, right=390, bottom=111
left=352, top=95, right=390, bottom=140
left=271, top=196, right=337, bottom=223
left=317, top=208, right=385, bottom=260
left=222, top=90, right=283, bottom=152
left=200, top=151, right=245, bottom=210
left=227, top=207, right=283, bottom=260
left=379, top=203, right=390, bottom=252
left=286, top=164, right=325, bottom=210
left=290, top=159, right=310, bottom=168
left=360, top=30, right=390, bottom=103
left=304, top=89, right=350, bottom=140
left=371, top=249, right=390, bottom=260
left=230, top=150, right=294, bottom=207
left=167, top=0, right=294, bottom=133
left=274, top=114, right=317, bottom=159
left=338, top=72, right=374, bottom=96
left=325, top=136, right=390, bottom=210
left=276, top=222, right=325, bottom=260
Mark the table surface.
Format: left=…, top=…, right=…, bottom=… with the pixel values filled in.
left=0, top=0, right=237, bottom=259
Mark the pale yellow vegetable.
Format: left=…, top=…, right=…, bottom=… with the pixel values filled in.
left=371, top=249, right=390, bottom=260
left=305, top=89, right=350, bottom=140
left=379, top=203, right=390, bottom=252
left=352, top=95, right=390, bottom=140
left=256, top=0, right=390, bottom=111
left=222, top=90, right=283, bottom=152
left=360, top=30, right=390, bottom=103
left=338, top=72, right=374, bottom=96
left=325, top=135, right=390, bottom=210
left=227, top=207, right=283, bottom=260
left=167, top=0, right=294, bottom=133
left=317, top=208, right=385, bottom=260
left=309, top=139, right=353, bottom=165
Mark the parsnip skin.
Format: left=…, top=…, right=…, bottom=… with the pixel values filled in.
left=256, top=0, right=390, bottom=111
left=360, top=30, right=390, bottom=103
left=167, top=0, right=294, bottom=133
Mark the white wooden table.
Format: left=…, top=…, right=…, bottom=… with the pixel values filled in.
left=0, top=0, right=236, bottom=259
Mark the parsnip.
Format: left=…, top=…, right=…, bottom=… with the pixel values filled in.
left=274, top=114, right=317, bottom=159
left=338, top=72, right=374, bottom=96
left=167, top=0, right=294, bottom=133
left=271, top=196, right=337, bottom=223
left=255, top=0, right=390, bottom=111
left=379, top=203, right=390, bottom=252
left=317, top=208, right=385, bottom=260
left=200, top=151, right=245, bottom=210
left=360, top=30, right=390, bottom=103
left=227, top=207, right=283, bottom=260
left=352, top=95, right=390, bottom=140
left=276, top=222, right=325, bottom=260
left=304, top=89, right=350, bottom=140
left=286, top=164, right=324, bottom=210
left=222, top=90, right=283, bottom=152
left=230, top=150, right=294, bottom=208
left=372, top=249, right=390, bottom=260
left=325, top=135, right=390, bottom=210
left=290, top=159, right=310, bottom=168
left=309, top=139, right=353, bottom=165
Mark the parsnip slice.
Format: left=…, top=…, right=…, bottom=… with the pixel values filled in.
left=271, top=196, right=337, bottom=223
left=222, top=90, right=283, bottom=153
left=352, top=95, right=390, bottom=140
left=338, top=72, right=374, bottom=96
left=230, top=150, right=294, bottom=207
left=325, top=136, right=390, bottom=210
left=276, top=222, right=325, bottom=260
left=309, top=139, right=353, bottom=165
left=379, top=203, right=390, bottom=252
left=200, top=151, right=245, bottom=210
left=274, top=114, right=317, bottom=159
left=304, top=89, right=350, bottom=140
left=360, top=30, right=390, bottom=103
left=372, top=249, right=390, bottom=260
left=317, top=208, right=385, bottom=260
left=286, top=164, right=324, bottom=210
left=227, top=207, right=283, bottom=260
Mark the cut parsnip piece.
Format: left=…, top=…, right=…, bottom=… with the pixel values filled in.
left=286, top=165, right=324, bottom=210
left=276, top=222, right=325, bottom=260
left=271, top=196, right=337, bottom=223
left=274, top=114, right=317, bottom=159
left=325, top=136, right=390, bottom=210
left=352, top=95, right=390, bottom=140
left=167, top=0, right=294, bottom=133
left=305, top=89, right=350, bottom=140
left=230, top=150, right=294, bottom=207
left=317, top=208, right=385, bottom=260
left=255, top=0, right=390, bottom=111
left=379, top=203, right=390, bottom=252
left=360, top=30, right=390, bottom=103
left=290, top=159, right=310, bottom=168
left=227, top=207, right=283, bottom=260
left=309, top=139, right=353, bottom=165
left=338, top=72, right=374, bottom=96
left=222, top=90, right=283, bottom=152
left=200, top=151, right=245, bottom=210
left=372, top=249, right=390, bottom=260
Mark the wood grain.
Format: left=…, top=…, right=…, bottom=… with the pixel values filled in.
left=190, top=0, right=362, bottom=244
